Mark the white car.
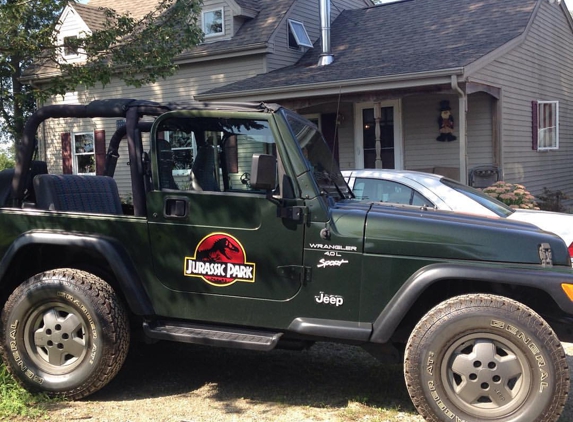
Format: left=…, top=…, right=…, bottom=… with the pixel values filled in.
left=342, top=169, right=573, bottom=255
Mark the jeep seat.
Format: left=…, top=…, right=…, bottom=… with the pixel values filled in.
left=34, top=174, right=123, bottom=215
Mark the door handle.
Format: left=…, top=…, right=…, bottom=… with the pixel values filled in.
left=164, top=197, right=188, bottom=218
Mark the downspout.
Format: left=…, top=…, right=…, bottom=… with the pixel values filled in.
left=317, top=0, right=333, bottom=66
left=451, top=75, right=467, bottom=184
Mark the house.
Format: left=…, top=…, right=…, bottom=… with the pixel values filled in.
left=28, top=0, right=573, bottom=198
left=27, top=0, right=369, bottom=193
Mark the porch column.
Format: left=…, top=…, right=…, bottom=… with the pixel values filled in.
left=374, top=103, right=382, bottom=168
left=452, top=76, right=467, bottom=184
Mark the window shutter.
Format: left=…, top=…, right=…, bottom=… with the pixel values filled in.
left=61, top=132, right=72, bottom=174
left=532, top=101, right=538, bottom=150
left=95, top=130, right=106, bottom=175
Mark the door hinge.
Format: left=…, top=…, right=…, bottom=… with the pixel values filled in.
left=277, top=265, right=312, bottom=284
left=279, top=206, right=309, bottom=224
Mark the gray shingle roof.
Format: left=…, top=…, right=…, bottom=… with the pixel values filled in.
left=72, top=3, right=109, bottom=32
left=87, top=0, right=161, bottom=20
left=235, top=0, right=261, bottom=11
left=80, top=0, right=294, bottom=57
left=201, top=0, right=539, bottom=97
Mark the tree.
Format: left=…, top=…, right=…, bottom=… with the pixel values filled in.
left=0, top=0, right=203, bottom=146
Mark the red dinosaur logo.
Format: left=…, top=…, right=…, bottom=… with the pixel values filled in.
left=184, top=233, right=255, bottom=286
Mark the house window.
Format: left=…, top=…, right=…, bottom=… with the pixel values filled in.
left=63, top=35, right=79, bottom=57
left=73, top=132, right=95, bottom=175
left=534, top=101, right=559, bottom=151
left=203, top=9, right=224, bottom=37
left=288, top=19, right=313, bottom=49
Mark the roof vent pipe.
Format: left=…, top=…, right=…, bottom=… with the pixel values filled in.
left=317, top=0, right=333, bottom=66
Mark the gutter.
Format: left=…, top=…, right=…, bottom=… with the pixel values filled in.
left=196, top=67, right=465, bottom=101
left=21, top=42, right=272, bottom=85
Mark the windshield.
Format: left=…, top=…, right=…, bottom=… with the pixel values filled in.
left=441, top=178, right=514, bottom=217
left=283, top=110, right=352, bottom=201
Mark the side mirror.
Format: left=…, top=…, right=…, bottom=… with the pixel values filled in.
left=250, top=154, right=277, bottom=191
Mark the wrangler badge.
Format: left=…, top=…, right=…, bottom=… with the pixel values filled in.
left=184, top=233, right=255, bottom=286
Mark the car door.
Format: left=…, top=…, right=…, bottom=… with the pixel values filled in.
left=146, top=112, right=305, bottom=324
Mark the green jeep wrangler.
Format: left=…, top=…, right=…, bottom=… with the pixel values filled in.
left=0, top=99, right=572, bottom=422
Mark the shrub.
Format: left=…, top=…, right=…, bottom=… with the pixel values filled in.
left=537, top=187, right=569, bottom=212
left=482, top=181, right=539, bottom=210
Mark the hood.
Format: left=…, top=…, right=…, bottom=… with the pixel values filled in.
left=348, top=202, right=570, bottom=266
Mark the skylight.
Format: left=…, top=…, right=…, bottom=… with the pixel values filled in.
left=288, top=19, right=313, bottom=48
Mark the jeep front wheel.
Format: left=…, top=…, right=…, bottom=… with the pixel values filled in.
left=0, top=269, right=130, bottom=399
left=404, top=294, right=569, bottom=422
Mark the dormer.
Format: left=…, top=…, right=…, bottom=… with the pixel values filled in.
left=55, top=4, right=96, bottom=63
left=200, top=0, right=259, bottom=43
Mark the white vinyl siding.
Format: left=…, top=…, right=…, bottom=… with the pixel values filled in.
left=402, top=95, right=460, bottom=170
left=467, top=92, right=495, bottom=169
left=470, top=1, right=573, bottom=195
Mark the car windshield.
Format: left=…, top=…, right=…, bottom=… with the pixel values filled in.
left=283, top=110, right=352, bottom=201
left=441, top=178, right=514, bottom=217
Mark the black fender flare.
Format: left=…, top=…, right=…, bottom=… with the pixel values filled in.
left=370, top=262, right=573, bottom=343
left=0, top=231, right=154, bottom=315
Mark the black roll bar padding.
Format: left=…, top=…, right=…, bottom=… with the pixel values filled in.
left=105, top=122, right=153, bottom=178
left=125, top=107, right=147, bottom=217
left=13, top=99, right=139, bottom=204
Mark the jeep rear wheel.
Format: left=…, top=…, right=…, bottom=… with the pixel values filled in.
left=0, top=269, right=129, bottom=399
left=404, top=294, right=569, bottom=422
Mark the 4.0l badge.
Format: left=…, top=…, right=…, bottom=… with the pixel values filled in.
left=184, top=233, right=256, bottom=287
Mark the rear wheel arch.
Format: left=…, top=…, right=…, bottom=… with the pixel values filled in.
left=0, top=232, right=154, bottom=316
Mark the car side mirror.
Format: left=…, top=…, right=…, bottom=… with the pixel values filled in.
left=250, top=154, right=277, bottom=191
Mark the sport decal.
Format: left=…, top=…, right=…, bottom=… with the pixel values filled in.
left=184, top=233, right=256, bottom=287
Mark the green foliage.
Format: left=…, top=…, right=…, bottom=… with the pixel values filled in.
left=537, top=187, right=570, bottom=212
left=482, top=181, right=539, bottom=210
left=0, top=152, right=14, bottom=170
left=0, top=364, right=51, bottom=418
left=0, top=0, right=204, bottom=144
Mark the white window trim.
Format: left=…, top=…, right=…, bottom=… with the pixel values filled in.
left=353, top=101, right=403, bottom=169
left=537, top=100, right=559, bottom=151
left=62, top=35, right=80, bottom=59
left=288, top=19, right=313, bottom=48
left=72, top=131, right=95, bottom=175
left=202, top=8, right=225, bottom=38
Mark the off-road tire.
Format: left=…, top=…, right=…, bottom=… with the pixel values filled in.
left=404, top=294, right=569, bottom=422
left=0, top=269, right=130, bottom=399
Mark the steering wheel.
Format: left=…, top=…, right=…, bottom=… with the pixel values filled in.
left=240, top=172, right=251, bottom=187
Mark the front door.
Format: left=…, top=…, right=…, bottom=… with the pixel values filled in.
left=354, top=101, right=402, bottom=169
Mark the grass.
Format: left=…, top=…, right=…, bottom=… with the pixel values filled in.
left=0, top=364, right=51, bottom=420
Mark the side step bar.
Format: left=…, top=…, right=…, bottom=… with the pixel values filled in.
left=143, top=321, right=283, bottom=351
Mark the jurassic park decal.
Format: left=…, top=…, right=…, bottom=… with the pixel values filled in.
left=184, top=233, right=256, bottom=287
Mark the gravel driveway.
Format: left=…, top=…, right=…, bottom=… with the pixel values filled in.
left=19, top=341, right=573, bottom=422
